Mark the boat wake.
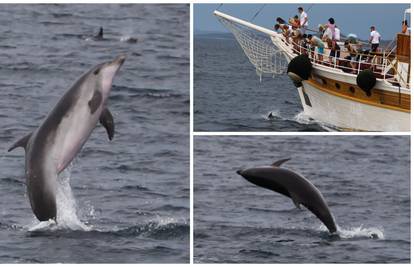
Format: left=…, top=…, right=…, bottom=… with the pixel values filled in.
left=294, top=112, right=339, bottom=131
left=263, top=110, right=336, bottom=131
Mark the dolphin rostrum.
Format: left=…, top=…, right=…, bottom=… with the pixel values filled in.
left=237, top=158, right=337, bottom=233
left=8, top=55, right=126, bottom=222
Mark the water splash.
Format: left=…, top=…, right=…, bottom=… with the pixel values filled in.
left=316, top=224, right=384, bottom=240
left=55, top=168, right=90, bottom=231
left=337, top=225, right=384, bottom=239
left=263, top=110, right=281, bottom=120
left=294, top=112, right=337, bottom=131
left=28, top=167, right=90, bottom=232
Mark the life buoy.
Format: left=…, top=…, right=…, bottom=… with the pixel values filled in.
left=356, top=69, right=376, bottom=96
left=287, top=55, right=312, bottom=87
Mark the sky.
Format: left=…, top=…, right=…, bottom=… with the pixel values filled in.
left=194, top=4, right=410, bottom=40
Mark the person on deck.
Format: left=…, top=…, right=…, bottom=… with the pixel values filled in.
left=298, top=7, right=308, bottom=35
left=401, top=20, right=409, bottom=34
left=276, top=17, right=286, bottom=25
left=334, top=26, right=341, bottom=42
left=306, top=34, right=324, bottom=62
left=344, top=41, right=360, bottom=74
left=369, top=26, right=381, bottom=52
left=290, top=15, right=301, bottom=29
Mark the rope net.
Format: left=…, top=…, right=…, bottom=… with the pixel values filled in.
left=216, top=15, right=287, bottom=78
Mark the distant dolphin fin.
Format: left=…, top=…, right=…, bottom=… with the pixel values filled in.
left=8, top=132, right=32, bottom=152
left=271, top=158, right=291, bottom=167
left=99, top=108, right=115, bottom=140
left=88, top=90, right=103, bottom=114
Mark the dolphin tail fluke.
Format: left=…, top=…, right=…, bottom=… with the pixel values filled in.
left=8, top=132, right=32, bottom=152
left=271, top=158, right=291, bottom=167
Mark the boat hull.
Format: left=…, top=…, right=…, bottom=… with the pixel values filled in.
left=297, top=81, right=410, bottom=131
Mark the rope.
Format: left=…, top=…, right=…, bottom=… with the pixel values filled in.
left=306, top=4, right=314, bottom=13
left=216, top=3, right=223, bottom=11
left=250, top=4, right=266, bottom=22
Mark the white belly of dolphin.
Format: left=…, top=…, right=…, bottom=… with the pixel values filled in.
left=54, top=97, right=104, bottom=173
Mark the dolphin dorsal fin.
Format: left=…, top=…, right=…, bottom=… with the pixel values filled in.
left=8, top=132, right=32, bottom=152
left=271, top=158, right=291, bottom=167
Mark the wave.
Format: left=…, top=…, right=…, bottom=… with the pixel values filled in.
left=26, top=218, right=189, bottom=240
left=21, top=167, right=188, bottom=240
left=110, top=219, right=189, bottom=239
left=110, top=86, right=184, bottom=100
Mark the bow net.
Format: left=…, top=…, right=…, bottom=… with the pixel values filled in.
left=216, top=14, right=287, bottom=78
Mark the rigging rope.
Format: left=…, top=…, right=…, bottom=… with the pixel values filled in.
left=250, top=4, right=266, bottom=22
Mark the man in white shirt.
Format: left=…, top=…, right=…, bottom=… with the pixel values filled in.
left=334, top=26, right=340, bottom=41
left=298, top=7, right=308, bottom=35
left=369, top=26, right=381, bottom=52
left=322, top=26, right=333, bottom=41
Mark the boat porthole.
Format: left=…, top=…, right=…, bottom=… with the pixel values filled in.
left=349, top=86, right=355, bottom=93
left=322, top=79, right=327, bottom=85
left=335, top=83, right=341, bottom=89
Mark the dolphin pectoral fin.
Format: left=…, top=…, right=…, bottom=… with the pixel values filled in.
left=290, top=192, right=302, bottom=209
left=99, top=108, right=114, bottom=140
left=8, top=133, right=32, bottom=152
left=88, top=90, right=103, bottom=114
left=271, top=158, right=291, bottom=167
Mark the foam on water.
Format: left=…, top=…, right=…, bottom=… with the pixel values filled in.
left=294, top=112, right=337, bottom=131
left=316, top=224, right=384, bottom=239
left=337, top=225, right=385, bottom=240
left=263, top=110, right=281, bottom=121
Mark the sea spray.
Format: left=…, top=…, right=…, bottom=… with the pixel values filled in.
left=55, top=167, right=90, bottom=231
left=317, top=224, right=384, bottom=239
left=337, top=225, right=384, bottom=239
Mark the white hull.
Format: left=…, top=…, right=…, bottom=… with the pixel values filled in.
left=298, top=81, right=410, bottom=131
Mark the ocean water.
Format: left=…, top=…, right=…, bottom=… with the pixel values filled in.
left=0, top=4, right=189, bottom=263
left=194, top=136, right=410, bottom=263
left=194, top=33, right=328, bottom=132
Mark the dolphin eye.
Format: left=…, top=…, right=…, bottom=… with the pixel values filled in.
left=93, top=68, right=100, bottom=75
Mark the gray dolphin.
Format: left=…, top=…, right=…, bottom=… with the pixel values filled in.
left=237, top=158, right=337, bottom=233
left=93, top=27, right=104, bottom=40
left=8, top=55, right=126, bottom=221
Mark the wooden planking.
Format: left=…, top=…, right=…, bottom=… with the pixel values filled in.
left=396, top=33, right=410, bottom=63
left=309, top=75, right=410, bottom=112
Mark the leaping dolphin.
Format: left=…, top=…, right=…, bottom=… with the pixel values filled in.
left=237, top=159, right=337, bottom=233
left=8, top=55, right=126, bottom=222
